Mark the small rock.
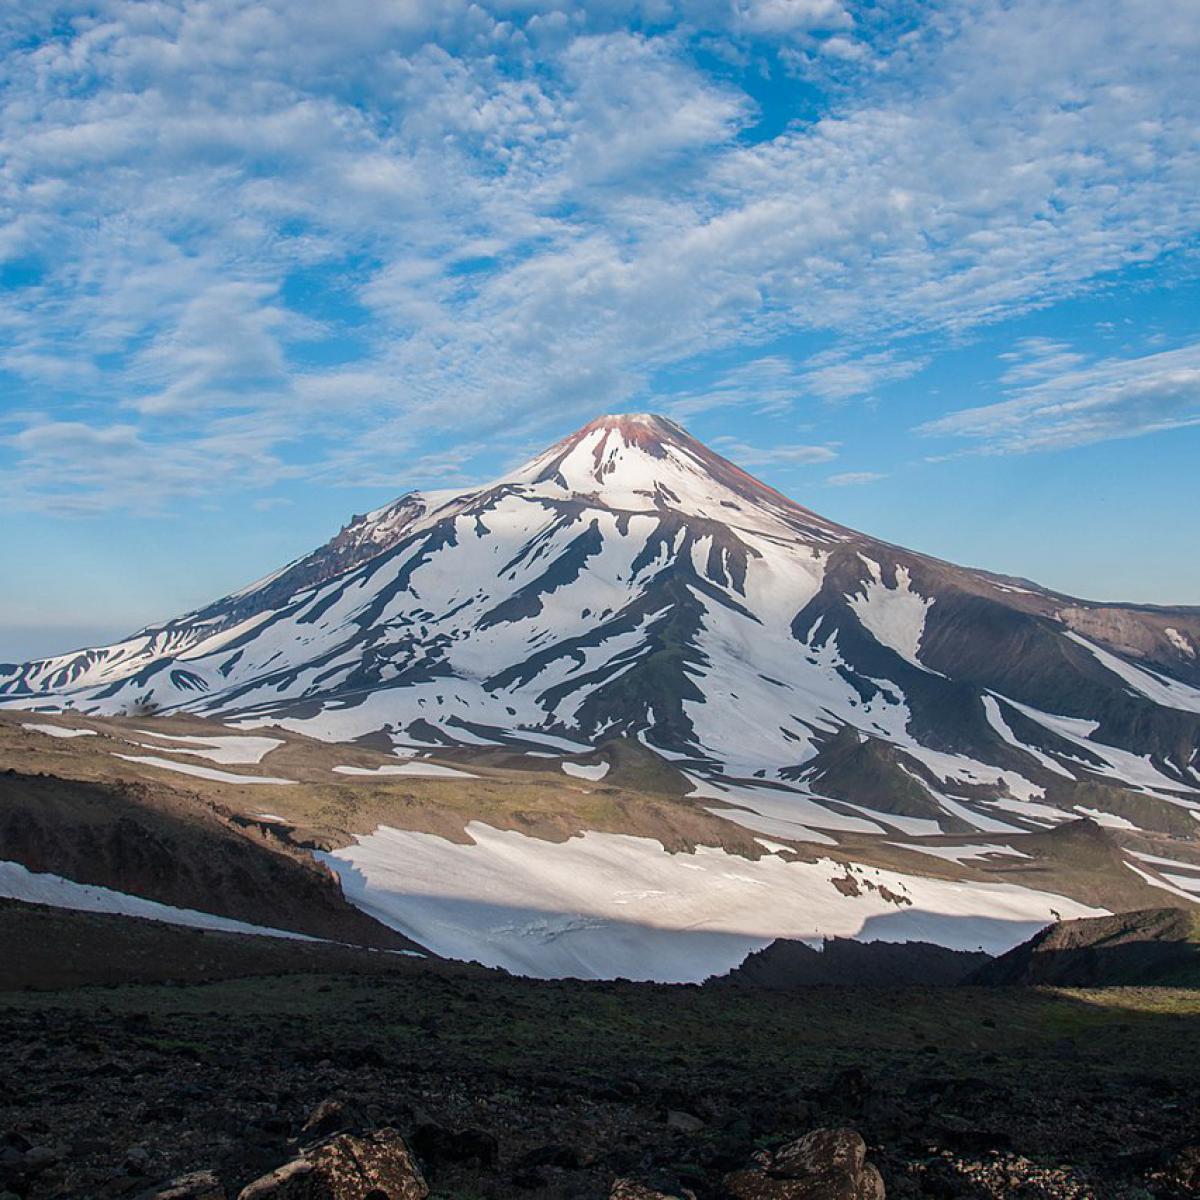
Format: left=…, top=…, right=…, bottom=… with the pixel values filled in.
left=125, top=1147, right=152, bottom=1174
left=666, top=1111, right=705, bottom=1134
left=238, top=1128, right=428, bottom=1199
left=1155, top=1144, right=1200, bottom=1197
left=517, top=1144, right=583, bottom=1170
left=610, top=1178, right=697, bottom=1200
left=23, top=1144, right=64, bottom=1174
left=133, top=1171, right=224, bottom=1200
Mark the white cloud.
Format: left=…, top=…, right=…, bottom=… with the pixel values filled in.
left=710, top=437, right=837, bottom=466
left=826, top=470, right=885, bottom=486
left=800, top=350, right=927, bottom=402
left=660, top=356, right=813, bottom=418
left=0, top=0, right=1197, bottom=509
left=3, top=414, right=297, bottom=514
left=734, top=0, right=852, bottom=37
left=918, top=340, right=1200, bottom=454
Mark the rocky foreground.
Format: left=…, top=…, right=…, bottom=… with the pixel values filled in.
left=1, top=962, right=1198, bottom=1200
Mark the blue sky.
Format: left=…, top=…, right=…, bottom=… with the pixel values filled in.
left=1, top=0, right=1198, bottom=660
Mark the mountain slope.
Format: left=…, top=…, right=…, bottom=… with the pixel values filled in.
left=4, top=413, right=1200, bottom=844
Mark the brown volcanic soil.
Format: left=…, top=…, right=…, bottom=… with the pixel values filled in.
left=0, top=712, right=773, bottom=860
left=0, top=924, right=1198, bottom=1200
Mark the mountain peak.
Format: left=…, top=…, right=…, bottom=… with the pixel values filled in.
left=505, top=411, right=833, bottom=534
left=579, top=412, right=683, bottom=437
left=564, top=412, right=693, bottom=457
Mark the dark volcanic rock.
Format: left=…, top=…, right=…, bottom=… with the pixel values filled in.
left=237, top=1129, right=428, bottom=1199
left=610, top=1176, right=698, bottom=1199
left=301, top=1099, right=350, bottom=1141
left=717, top=938, right=990, bottom=988
left=516, top=1143, right=584, bottom=1170
left=725, top=1128, right=885, bottom=1200
left=133, top=1172, right=225, bottom=1199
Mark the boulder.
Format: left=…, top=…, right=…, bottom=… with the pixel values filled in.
left=237, top=1129, right=428, bottom=1200
left=725, top=1128, right=884, bottom=1200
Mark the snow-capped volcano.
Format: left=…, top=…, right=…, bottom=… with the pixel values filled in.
left=4, top=413, right=1200, bottom=840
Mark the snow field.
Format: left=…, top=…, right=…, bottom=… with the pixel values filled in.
left=320, top=821, right=1104, bottom=982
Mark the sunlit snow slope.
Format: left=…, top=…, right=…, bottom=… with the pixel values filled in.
left=4, top=414, right=1200, bottom=839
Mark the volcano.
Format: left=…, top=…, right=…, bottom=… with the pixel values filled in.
left=4, top=413, right=1200, bottom=841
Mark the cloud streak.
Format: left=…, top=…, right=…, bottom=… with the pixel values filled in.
left=919, top=341, right=1200, bottom=454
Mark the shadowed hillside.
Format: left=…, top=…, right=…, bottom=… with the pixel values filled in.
left=970, top=907, right=1200, bottom=986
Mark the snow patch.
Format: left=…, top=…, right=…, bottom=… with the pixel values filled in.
left=848, top=561, right=935, bottom=671
left=1065, top=632, right=1200, bottom=714
left=755, top=838, right=794, bottom=855
left=133, top=730, right=284, bottom=764
left=887, top=842, right=1032, bottom=865
left=1125, top=861, right=1200, bottom=904
left=22, top=723, right=96, bottom=739
left=1074, top=806, right=1140, bottom=830
left=981, top=696, right=1074, bottom=778
left=333, top=762, right=478, bottom=779
left=113, top=754, right=296, bottom=786
left=561, top=761, right=610, bottom=780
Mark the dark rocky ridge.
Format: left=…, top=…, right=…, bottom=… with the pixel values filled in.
left=713, top=938, right=991, bottom=989
left=969, top=906, right=1200, bottom=986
